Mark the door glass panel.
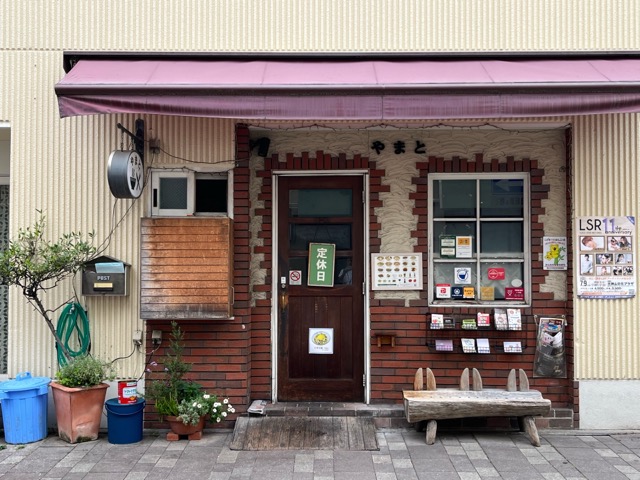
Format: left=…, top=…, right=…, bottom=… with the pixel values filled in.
left=335, top=257, right=353, bottom=285
left=289, top=224, right=352, bottom=250
left=433, top=180, right=476, bottom=218
left=289, top=189, right=352, bottom=217
left=288, top=257, right=308, bottom=282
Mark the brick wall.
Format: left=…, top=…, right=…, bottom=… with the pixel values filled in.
left=369, top=153, right=573, bottom=410
left=142, top=126, right=254, bottom=429
left=244, top=133, right=574, bottom=411
left=180, top=126, right=574, bottom=429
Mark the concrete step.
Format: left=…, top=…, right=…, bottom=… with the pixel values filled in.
left=261, top=402, right=575, bottom=430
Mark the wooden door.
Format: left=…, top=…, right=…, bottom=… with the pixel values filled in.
left=277, top=175, right=365, bottom=402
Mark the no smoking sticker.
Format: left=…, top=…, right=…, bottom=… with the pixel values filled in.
left=289, top=270, right=302, bottom=285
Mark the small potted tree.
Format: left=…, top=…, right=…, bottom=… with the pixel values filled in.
left=144, top=321, right=233, bottom=440
left=0, top=212, right=112, bottom=443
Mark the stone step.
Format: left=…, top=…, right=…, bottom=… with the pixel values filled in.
left=261, top=403, right=575, bottom=430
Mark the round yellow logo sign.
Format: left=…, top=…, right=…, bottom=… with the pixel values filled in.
left=312, top=331, right=330, bottom=346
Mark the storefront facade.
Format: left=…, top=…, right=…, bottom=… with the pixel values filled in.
left=2, top=1, right=640, bottom=430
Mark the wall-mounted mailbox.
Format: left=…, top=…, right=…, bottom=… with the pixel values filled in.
left=82, top=255, right=130, bottom=296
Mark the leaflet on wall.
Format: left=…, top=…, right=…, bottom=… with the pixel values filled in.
left=371, top=253, right=422, bottom=290
left=577, top=216, right=635, bottom=299
left=543, top=237, right=567, bottom=270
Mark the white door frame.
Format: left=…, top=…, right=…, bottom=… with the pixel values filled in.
left=270, top=169, right=371, bottom=403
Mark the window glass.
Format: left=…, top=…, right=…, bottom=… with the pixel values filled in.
left=433, top=179, right=476, bottom=218
left=195, top=178, right=227, bottom=213
left=289, top=189, right=352, bottom=217
left=432, top=221, right=477, bottom=257
left=480, top=222, right=523, bottom=255
left=478, top=262, right=525, bottom=300
left=433, top=262, right=478, bottom=289
left=480, top=179, right=524, bottom=218
left=429, top=173, right=528, bottom=305
left=159, top=177, right=188, bottom=209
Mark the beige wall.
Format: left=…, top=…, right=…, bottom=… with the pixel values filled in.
left=1, top=0, right=640, bottom=383
left=2, top=0, right=639, bottom=52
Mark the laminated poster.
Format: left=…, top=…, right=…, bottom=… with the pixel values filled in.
left=577, top=216, right=635, bottom=299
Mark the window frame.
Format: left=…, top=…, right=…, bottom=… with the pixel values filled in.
left=428, top=172, right=531, bottom=307
left=149, top=168, right=233, bottom=217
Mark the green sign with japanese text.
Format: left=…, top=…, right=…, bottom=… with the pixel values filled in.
left=308, top=243, right=336, bottom=287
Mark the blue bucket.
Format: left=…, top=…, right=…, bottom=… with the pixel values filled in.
left=105, top=398, right=145, bottom=444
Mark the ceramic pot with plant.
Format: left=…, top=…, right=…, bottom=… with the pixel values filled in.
left=144, top=321, right=234, bottom=440
left=50, top=355, right=115, bottom=443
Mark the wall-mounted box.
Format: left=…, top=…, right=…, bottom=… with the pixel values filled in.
left=82, top=255, right=130, bottom=296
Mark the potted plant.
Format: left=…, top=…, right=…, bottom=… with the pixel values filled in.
left=50, top=355, right=116, bottom=443
left=0, top=212, right=115, bottom=443
left=144, top=321, right=233, bottom=440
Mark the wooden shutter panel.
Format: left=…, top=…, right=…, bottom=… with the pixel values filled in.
left=140, top=217, right=233, bottom=319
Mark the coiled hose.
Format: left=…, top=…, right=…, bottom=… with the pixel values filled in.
left=56, top=302, right=91, bottom=366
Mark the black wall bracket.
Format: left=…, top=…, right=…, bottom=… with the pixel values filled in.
left=116, top=119, right=145, bottom=163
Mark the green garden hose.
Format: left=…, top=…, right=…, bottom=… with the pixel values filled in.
left=56, top=302, right=91, bottom=366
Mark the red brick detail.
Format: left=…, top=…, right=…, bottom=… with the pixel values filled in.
left=369, top=152, right=574, bottom=411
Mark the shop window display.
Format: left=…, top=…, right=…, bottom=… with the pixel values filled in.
left=429, top=173, right=530, bottom=305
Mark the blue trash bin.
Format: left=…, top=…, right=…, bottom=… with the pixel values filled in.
left=105, top=398, right=145, bottom=444
left=0, top=372, right=51, bottom=444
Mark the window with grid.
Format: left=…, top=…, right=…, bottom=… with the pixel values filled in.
left=428, top=173, right=530, bottom=305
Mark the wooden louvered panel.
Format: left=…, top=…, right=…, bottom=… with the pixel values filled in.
left=140, top=217, right=233, bottom=319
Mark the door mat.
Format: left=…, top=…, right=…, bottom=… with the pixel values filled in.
left=230, top=416, right=379, bottom=451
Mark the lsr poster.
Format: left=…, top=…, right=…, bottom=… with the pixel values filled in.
left=577, top=216, right=635, bottom=299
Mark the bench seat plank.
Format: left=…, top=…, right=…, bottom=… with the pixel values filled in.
left=403, top=389, right=551, bottom=422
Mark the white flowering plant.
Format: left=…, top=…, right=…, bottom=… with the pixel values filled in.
left=177, top=392, right=235, bottom=426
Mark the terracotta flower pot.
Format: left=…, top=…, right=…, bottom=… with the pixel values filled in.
left=165, top=415, right=205, bottom=440
left=50, top=382, right=108, bottom=443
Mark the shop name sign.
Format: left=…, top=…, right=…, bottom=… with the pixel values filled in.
left=308, top=243, right=336, bottom=287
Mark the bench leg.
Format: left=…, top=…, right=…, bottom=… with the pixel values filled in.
left=426, top=420, right=437, bottom=445
left=522, top=416, right=541, bottom=447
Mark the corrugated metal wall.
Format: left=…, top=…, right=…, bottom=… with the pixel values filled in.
left=1, top=0, right=639, bottom=379
left=2, top=53, right=235, bottom=378
left=573, top=114, right=640, bottom=379
left=2, top=0, right=639, bottom=52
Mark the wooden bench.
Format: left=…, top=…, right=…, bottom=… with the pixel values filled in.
left=403, top=367, right=551, bottom=446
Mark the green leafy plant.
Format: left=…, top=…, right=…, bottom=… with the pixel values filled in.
left=177, top=392, right=235, bottom=426
left=0, top=212, right=95, bottom=362
left=55, top=354, right=116, bottom=388
left=144, top=321, right=203, bottom=421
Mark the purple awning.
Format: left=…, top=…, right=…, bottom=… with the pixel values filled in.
left=55, top=57, right=640, bottom=119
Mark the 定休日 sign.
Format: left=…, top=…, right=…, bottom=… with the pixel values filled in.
left=308, top=243, right=335, bottom=287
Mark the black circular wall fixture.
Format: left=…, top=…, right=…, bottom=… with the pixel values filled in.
left=107, top=150, right=144, bottom=199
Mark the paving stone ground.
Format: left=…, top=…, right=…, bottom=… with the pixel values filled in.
left=1, top=429, right=640, bottom=479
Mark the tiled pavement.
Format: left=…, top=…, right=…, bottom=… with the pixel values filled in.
left=1, top=429, right=640, bottom=479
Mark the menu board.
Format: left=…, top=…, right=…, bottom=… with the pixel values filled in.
left=371, top=253, right=423, bottom=290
